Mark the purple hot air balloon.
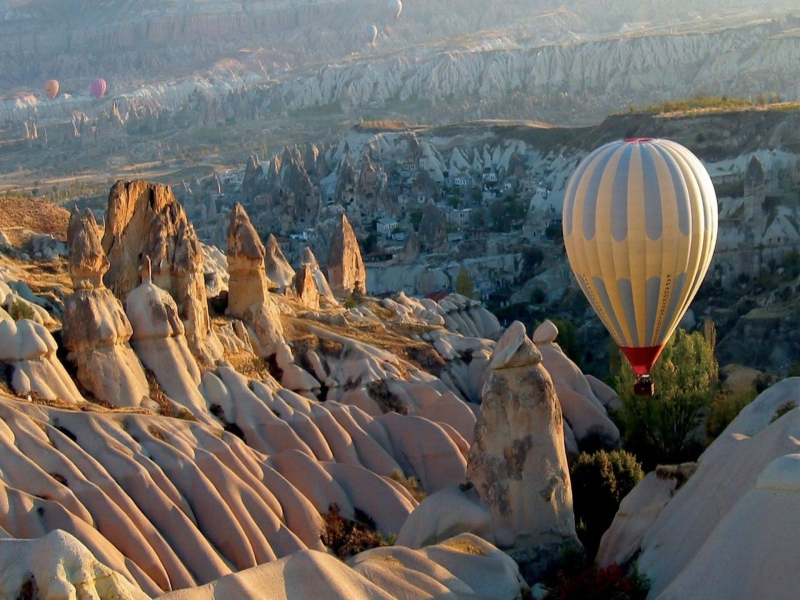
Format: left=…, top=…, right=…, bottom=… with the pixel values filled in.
left=90, top=78, right=107, bottom=99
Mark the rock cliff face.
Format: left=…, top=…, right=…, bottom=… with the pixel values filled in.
left=270, top=18, right=800, bottom=121
left=63, top=208, right=150, bottom=408
left=327, top=213, right=366, bottom=297
left=102, top=180, right=221, bottom=363
left=467, top=322, right=580, bottom=578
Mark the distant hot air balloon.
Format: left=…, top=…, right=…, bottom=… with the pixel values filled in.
left=366, top=24, right=378, bottom=45
left=44, top=80, right=59, bottom=100
left=562, top=138, right=718, bottom=395
left=90, top=78, right=107, bottom=99
left=390, top=0, right=402, bottom=21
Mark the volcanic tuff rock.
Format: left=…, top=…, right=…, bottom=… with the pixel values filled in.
left=67, top=206, right=110, bottom=290
left=0, top=531, right=149, bottom=600
left=242, top=154, right=268, bottom=200
left=226, top=203, right=276, bottom=318
left=63, top=209, right=150, bottom=408
left=294, top=265, right=320, bottom=310
left=533, top=319, right=620, bottom=450
left=418, top=202, right=448, bottom=252
left=327, top=213, right=366, bottom=297
left=252, top=149, right=321, bottom=233
left=467, top=321, right=580, bottom=578
left=161, top=533, right=526, bottom=600
left=0, top=317, right=84, bottom=403
left=225, top=205, right=316, bottom=391
left=265, top=234, right=296, bottom=289
left=101, top=180, right=221, bottom=363
left=300, top=247, right=337, bottom=307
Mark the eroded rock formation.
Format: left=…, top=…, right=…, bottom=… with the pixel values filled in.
left=63, top=208, right=150, bottom=408
left=327, top=213, right=366, bottom=297
left=101, top=180, right=221, bottom=363
left=533, top=319, right=620, bottom=452
left=467, top=321, right=581, bottom=579
left=226, top=204, right=276, bottom=318
left=294, top=265, right=320, bottom=310
left=265, top=234, right=296, bottom=290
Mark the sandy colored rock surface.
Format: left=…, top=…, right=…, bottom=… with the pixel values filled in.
left=101, top=180, right=220, bottom=363
left=327, top=213, right=366, bottom=297
left=163, top=534, right=526, bottom=600
left=596, top=472, right=677, bottom=568
left=265, top=234, right=296, bottom=289
left=0, top=530, right=149, bottom=600
left=467, top=321, right=579, bottom=576
left=226, top=204, right=274, bottom=317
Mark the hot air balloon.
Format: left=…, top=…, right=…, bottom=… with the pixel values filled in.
left=90, top=78, right=107, bottom=99
left=44, top=80, right=59, bottom=99
left=390, top=0, right=402, bottom=21
left=366, top=24, right=378, bottom=45
left=562, top=138, right=718, bottom=395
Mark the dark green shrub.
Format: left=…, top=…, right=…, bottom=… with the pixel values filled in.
left=705, top=389, right=756, bottom=442
left=570, top=450, right=644, bottom=560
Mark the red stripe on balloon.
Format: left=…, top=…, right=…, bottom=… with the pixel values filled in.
left=619, top=345, right=665, bottom=376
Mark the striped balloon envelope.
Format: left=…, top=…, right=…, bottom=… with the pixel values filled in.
left=562, top=138, right=718, bottom=386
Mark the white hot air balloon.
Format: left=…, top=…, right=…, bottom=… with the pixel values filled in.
left=562, top=138, right=718, bottom=395
left=366, top=23, right=378, bottom=45
left=390, top=0, right=402, bottom=21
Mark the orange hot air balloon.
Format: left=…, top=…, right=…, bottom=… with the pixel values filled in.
left=45, top=80, right=59, bottom=99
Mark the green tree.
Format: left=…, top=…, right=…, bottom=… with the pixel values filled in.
left=362, top=232, right=379, bottom=254
left=570, top=450, right=644, bottom=560
left=523, top=246, right=544, bottom=276
left=615, top=329, right=717, bottom=469
left=455, top=266, right=475, bottom=299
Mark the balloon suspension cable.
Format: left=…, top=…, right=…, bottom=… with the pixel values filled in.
left=634, top=375, right=655, bottom=397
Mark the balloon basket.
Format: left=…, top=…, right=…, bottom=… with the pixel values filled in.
left=634, top=376, right=654, bottom=396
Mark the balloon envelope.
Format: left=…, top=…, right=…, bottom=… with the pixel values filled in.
left=390, top=0, right=402, bottom=20
left=44, top=80, right=59, bottom=99
left=562, top=138, right=718, bottom=376
left=367, top=24, right=378, bottom=44
left=90, top=78, right=107, bottom=98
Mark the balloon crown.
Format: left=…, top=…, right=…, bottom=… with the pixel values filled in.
left=623, top=137, right=653, bottom=143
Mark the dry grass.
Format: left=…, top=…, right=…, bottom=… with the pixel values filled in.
left=225, top=351, right=274, bottom=382
left=0, top=196, right=70, bottom=245
left=444, top=537, right=486, bottom=556
left=287, top=311, right=442, bottom=377
left=148, top=425, right=169, bottom=443
left=321, top=503, right=392, bottom=559
left=390, top=469, right=427, bottom=502
left=0, top=385, right=151, bottom=416
left=144, top=368, right=174, bottom=417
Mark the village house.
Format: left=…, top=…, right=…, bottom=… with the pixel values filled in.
left=446, top=207, right=473, bottom=228
left=377, top=216, right=399, bottom=237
